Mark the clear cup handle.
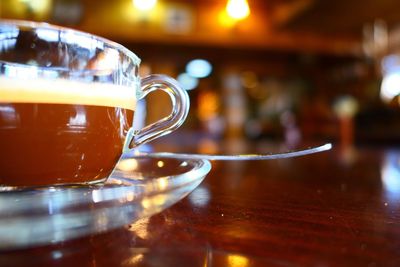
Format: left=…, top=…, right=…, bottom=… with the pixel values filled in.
left=123, top=74, right=189, bottom=151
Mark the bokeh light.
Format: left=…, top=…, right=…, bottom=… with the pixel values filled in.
left=132, top=0, right=157, bottom=11
left=381, top=72, right=400, bottom=102
left=186, top=59, right=213, bottom=78
left=177, top=73, right=199, bottom=90
left=226, top=0, right=250, bottom=20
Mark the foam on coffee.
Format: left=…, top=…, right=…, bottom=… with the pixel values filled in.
left=0, top=77, right=137, bottom=110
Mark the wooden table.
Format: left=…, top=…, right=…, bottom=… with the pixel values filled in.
left=1, top=140, right=400, bottom=266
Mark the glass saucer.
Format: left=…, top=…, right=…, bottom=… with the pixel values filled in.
left=0, top=156, right=211, bottom=250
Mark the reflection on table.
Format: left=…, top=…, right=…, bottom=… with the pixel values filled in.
left=1, top=133, right=400, bottom=266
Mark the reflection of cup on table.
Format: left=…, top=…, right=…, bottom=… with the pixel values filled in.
left=0, top=20, right=189, bottom=187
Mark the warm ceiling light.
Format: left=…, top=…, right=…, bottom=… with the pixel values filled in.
left=133, top=0, right=157, bottom=11
left=226, top=0, right=250, bottom=20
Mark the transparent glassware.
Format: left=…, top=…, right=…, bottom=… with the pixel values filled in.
left=0, top=20, right=189, bottom=186
left=0, top=156, right=211, bottom=249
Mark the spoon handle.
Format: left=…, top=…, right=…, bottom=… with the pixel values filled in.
left=133, top=143, right=332, bottom=161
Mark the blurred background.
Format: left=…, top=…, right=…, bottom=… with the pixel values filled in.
left=2, top=0, right=400, bottom=150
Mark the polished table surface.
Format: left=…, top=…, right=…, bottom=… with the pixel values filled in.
left=1, top=139, right=400, bottom=266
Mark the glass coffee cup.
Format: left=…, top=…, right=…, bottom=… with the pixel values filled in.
left=0, top=20, right=189, bottom=187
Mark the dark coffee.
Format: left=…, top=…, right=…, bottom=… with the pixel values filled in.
left=0, top=78, right=135, bottom=186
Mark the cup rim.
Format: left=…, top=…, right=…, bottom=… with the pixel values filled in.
left=0, top=19, right=141, bottom=75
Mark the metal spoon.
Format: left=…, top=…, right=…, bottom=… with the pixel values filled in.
left=131, top=143, right=332, bottom=161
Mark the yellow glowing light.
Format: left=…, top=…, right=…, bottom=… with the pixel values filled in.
left=218, top=10, right=237, bottom=28
left=157, top=160, right=165, bottom=168
left=157, top=178, right=168, bottom=190
left=133, top=0, right=157, bottom=11
left=125, top=0, right=164, bottom=24
left=226, top=0, right=250, bottom=20
left=227, top=254, right=249, bottom=267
